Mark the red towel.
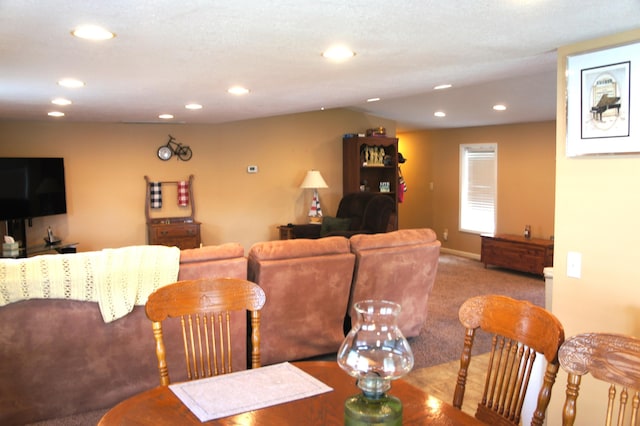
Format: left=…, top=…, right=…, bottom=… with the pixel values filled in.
left=178, top=181, right=189, bottom=207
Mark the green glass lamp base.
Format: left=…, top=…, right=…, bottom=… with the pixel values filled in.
left=344, top=392, right=402, bottom=426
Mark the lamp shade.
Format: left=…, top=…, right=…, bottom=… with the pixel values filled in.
left=300, top=170, right=328, bottom=189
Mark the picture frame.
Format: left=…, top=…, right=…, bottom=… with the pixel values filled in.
left=566, top=41, right=640, bottom=157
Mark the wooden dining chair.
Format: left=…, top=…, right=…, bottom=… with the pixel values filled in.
left=145, top=277, right=266, bottom=386
left=453, top=294, right=565, bottom=426
left=558, top=332, right=640, bottom=426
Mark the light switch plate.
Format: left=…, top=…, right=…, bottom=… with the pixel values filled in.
left=567, top=251, right=582, bottom=278
left=247, top=165, right=258, bottom=173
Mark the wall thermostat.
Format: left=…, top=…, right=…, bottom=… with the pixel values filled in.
left=247, top=165, right=258, bottom=173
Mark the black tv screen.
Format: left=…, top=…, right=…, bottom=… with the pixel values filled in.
left=0, top=158, right=67, bottom=220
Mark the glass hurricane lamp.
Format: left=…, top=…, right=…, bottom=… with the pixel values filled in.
left=337, top=300, right=414, bottom=426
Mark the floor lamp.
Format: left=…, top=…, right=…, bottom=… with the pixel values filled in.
left=300, top=170, right=328, bottom=224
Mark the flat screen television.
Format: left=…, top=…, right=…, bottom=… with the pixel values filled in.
left=0, top=157, right=67, bottom=221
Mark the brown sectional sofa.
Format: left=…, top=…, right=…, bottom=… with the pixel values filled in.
left=0, top=243, right=248, bottom=426
left=0, top=229, right=440, bottom=425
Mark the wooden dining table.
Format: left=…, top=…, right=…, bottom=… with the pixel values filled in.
left=98, top=361, right=483, bottom=425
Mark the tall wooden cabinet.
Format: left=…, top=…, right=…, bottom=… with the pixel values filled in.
left=343, top=135, right=399, bottom=230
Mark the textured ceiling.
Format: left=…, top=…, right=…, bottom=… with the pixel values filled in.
left=1, top=0, right=639, bottom=131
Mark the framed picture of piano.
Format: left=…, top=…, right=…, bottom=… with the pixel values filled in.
left=566, top=41, right=640, bottom=156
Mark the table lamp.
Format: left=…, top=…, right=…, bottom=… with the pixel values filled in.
left=337, top=300, right=414, bottom=425
left=299, top=170, right=328, bottom=224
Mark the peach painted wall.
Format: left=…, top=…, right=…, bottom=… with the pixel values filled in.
left=547, top=29, right=640, bottom=426
left=0, top=106, right=555, bottom=259
left=0, top=109, right=395, bottom=252
left=399, top=121, right=556, bottom=256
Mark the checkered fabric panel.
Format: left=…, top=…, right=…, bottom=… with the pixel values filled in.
left=150, top=182, right=162, bottom=209
left=177, top=180, right=189, bottom=207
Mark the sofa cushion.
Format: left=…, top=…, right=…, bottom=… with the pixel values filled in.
left=335, top=192, right=394, bottom=233
left=320, top=216, right=352, bottom=237
left=348, top=228, right=440, bottom=338
left=360, top=194, right=394, bottom=233
left=247, top=237, right=355, bottom=365
left=0, top=300, right=248, bottom=425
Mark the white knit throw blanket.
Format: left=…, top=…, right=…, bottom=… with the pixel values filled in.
left=0, top=245, right=180, bottom=323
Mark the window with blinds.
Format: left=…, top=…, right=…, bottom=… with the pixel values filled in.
left=459, top=143, right=497, bottom=234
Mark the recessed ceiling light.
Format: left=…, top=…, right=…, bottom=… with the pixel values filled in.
left=185, top=103, right=203, bottom=110
left=493, top=104, right=507, bottom=111
left=158, top=114, right=174, bottom=119
left=366, top=98, right=381, bottom=103
left=434, top=84, right=452, bottom=90
left=434, top=111, right=446, bottom=117
left=322, top=45, right=355, bottom=61
left=48, top=111, right=65, bottom=117
left=71, top=25, right=115, bottom=41
left=228, top=86, right=249, bottom=95
left=51, top=98, right=72, bottom=106
left=58, top=78, right=85, bottom=88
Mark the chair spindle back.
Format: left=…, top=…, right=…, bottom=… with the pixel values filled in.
left=146, top=277, right=266, bottom=386
left=559, top=332, right=640, bottom=426
left=454, top=294, right=565, bottom=426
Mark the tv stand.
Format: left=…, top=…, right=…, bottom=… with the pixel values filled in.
left=2, top=219, right=77, bottom=258
left=27, top=241, right=78, bottom=257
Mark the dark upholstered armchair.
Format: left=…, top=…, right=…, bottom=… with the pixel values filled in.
left=290, top=192, right=395, bottom=239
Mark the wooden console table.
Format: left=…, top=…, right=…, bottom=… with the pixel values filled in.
left=480, top=234, right=553, bottom=276
left=2, top=241, right=79, bottom=258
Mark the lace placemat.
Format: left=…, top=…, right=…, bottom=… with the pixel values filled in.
left=169, top=362, right=333, bottom=422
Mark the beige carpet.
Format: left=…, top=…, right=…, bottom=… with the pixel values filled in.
left=409, top=253, right=545, bottom=369
left=403, top=253, right=544, bottom=419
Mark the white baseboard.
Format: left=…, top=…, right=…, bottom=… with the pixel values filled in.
left=440, top=247, right=481, bottom=261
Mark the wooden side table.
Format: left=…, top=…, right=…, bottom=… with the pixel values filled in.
left=277, top=224, right=321, bottom=240
left=278, top=225, right=295, bottom=240
left=480, top=234, right=553, bottom=276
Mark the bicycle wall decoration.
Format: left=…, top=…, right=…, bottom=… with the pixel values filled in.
left=157, top=135, right=193, bottom=161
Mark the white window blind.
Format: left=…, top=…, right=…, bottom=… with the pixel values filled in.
left=460, top=143, right=497, bottom=234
